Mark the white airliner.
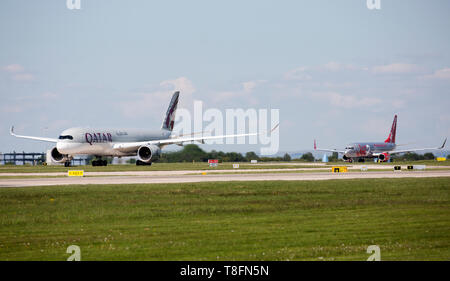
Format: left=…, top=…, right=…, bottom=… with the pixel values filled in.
left=11, top=91, right=278, bottom=166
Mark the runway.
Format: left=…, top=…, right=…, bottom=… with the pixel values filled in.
left=1, top=170, right=450, bottom=188
left=1, top=164, right=449, bottom=178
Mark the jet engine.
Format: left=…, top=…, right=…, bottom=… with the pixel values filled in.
left=49, top=147, right=70, bottom=163
left=343, top=155, right=349, bottom=161
left=137, top=144, right=161, bottom=163
left=378, top=152, right=390, bottom=162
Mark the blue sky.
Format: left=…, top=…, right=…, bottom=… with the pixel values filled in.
left=1, top=0, right=450, bottom=154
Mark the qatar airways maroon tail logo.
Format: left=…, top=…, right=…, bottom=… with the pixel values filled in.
left=85, top=133, right=112, bottom=145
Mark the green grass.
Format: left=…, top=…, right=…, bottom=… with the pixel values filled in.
left=0, top=162, right=327, bottom=173
left=0, top=178, right=449, bottom=261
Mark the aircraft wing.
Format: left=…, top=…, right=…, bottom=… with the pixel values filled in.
left=114, top=124, right=279, bottom=152
left=10, top=126, right=58, bottom=143
left=373, top=138, right=447, bottom=156
left=313, top=139, right=345, bottom=154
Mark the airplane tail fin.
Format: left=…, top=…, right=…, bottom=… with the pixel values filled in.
left=161, top=91, right=180, bottom=131
left=384, top=115, right=397, bottom=143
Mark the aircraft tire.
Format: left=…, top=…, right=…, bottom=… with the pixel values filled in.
left=92, top=160, right=107, bottom=166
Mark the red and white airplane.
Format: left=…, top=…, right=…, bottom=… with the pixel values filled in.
left=314, top=115, right=446, bottom=162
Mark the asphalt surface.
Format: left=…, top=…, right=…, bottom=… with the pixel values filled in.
left=1, top=169, right=450, bottom=188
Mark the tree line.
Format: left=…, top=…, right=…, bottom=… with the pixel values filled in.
left=128, top=144, right=294, bottom=163
left=123, top=144, right=445, bottom=164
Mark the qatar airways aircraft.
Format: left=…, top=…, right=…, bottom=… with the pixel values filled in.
left=314, top=115, right=446, bottom=163
left=10, top=91, right=277, bottom=167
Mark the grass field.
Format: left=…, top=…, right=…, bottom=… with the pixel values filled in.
left=0, top=178, right=449, bottom=261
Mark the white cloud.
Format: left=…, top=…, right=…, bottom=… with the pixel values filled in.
left=310, top=91, right=382, bottom=108
left=1, top=104, right=27, bottom=113
left=391, top=99, right=406, bottom=108
left=284, top=67, right=312, bottom=81
left=3, top=64, right=35, bottom=82
left=322, top=81, right=356, bottom=89
left=160, top=77, right=196, bottom=95
left=321, top=61, right=359, bottom=72
left=422, top=67, right=450, bottom=80
left=12, top=73, right=35, bottom=81
left=119, top=77, right=196, bottom=119
left=285, top=62, right=362, bottom=81
left=361, top=118, right=393, bottom=139
left=242, top=81, right=258, bottom=93
left=41, top=92, right=59, bottom=99
left=3, top=64, right=24, bottom=73
left=372, top=63, right=421, bottom=74
left=242, top=79, right=266, bottom=93
left=212, top=80, right=265, bottom=105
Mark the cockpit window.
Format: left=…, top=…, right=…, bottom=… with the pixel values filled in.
left=345, top=146, right=354, bottom=150
left=58, top=135, right=73, bottom=140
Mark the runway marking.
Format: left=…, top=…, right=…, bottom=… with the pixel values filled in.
left=1, top=170, right=450, bottom=188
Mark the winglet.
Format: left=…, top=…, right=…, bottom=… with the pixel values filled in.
left=10, top=126, right=15, bottom=136
left=439, top=138, right=447, bottom=149
left=314, top=139, right=317, bottom=150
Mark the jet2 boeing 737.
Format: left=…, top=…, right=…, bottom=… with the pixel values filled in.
left=11, top=91, right=278, bottom=166
left=314, top=115, right=446, bottom=163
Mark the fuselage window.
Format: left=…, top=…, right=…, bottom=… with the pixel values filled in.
left=58, top=135, right=73, bottom=140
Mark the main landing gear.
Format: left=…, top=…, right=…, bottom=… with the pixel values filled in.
left=92, top=159, right=108, bottom=166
